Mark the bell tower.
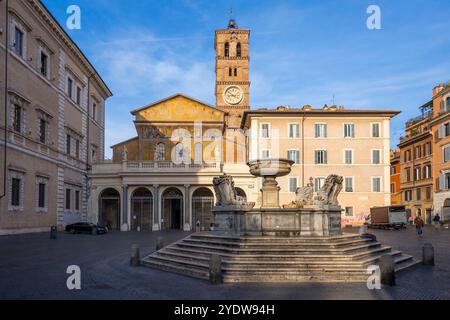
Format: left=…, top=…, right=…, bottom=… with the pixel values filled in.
left=215, top=19, right=250, bottom=128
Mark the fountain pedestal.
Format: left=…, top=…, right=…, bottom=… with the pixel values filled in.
left=248, top=159, right=294, bottom=209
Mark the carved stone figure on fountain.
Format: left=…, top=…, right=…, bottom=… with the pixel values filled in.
left=213, top=174, right=255, bottom=209
left=283, top=177, right=315, bottom=209
left=314, top=175, right=343, bottom=208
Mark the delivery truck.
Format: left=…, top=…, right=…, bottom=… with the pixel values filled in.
left=367, top=205, right=407, bottom=230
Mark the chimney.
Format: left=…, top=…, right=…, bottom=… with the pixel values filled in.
left=433, top=83, right=445, bottom=97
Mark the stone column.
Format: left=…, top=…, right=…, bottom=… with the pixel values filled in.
left=184, top=184, right=191, bottom=231
left=153, top=184, right=160, bottom=231
left=122, top=185, right=128, bottom=231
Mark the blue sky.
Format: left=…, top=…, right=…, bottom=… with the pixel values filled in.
left=42, top=0, right=450, bottom=158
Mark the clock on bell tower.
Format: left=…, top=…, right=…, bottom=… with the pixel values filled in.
left=215, top=19, right=250, bottom=128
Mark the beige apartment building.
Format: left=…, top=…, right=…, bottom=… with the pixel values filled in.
left=0, top=0, right=112, bottom=234
left=243, top=107, right=399, bottom=226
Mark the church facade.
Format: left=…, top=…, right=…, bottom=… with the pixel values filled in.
left=88, top=20, right=399, bottom=231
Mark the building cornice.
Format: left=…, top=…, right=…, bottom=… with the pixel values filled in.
left=25, top=0, right=112, bottom=98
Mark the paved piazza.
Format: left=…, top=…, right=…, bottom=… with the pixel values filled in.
left=0, top=227, right=449, bottom=300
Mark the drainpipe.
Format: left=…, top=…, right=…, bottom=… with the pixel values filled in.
left=1, top=0, right=9, bottom=200
left=301, top=109, right=306, bottom=187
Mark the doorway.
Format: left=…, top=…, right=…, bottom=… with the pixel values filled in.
left=162, top=188, right=183, bottom=230
left=131, top=188, right=153, bottom=231
left=99, top=188, right=120, bottom=230
left=426, top=209, right=432, bottom=225
left=192, top=188, right=214, bottom=231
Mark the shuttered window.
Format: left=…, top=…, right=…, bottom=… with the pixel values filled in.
left=315, top=150, right=328, bottom=164
left=444, top=146, right=450, bottom=163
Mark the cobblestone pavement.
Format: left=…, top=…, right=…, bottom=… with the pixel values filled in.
left=0, top=226, right=449, bottom=300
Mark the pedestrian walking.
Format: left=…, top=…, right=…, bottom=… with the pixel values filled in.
left=414, top=215, right=424, bottom=237
left=433, top=213, right=441, bottom=230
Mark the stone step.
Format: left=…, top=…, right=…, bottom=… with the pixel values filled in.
left=144, top=251, right=412, bottom=272
left=162, top=246, right=396, bottom=264
left=143, top=257, right=370, bottom=283
left=141, top=258, right=209, bottom=280
left=222, top=274, right=370, bottom=283
left=183, top=237, right=373, bottom=249
left=190, top=233, right=362, bottom=243
left=165, top=246, right=359, bottom=262
left=141, top=233, right=421, bottom=283
left=174, top=241, right=381, bottom=255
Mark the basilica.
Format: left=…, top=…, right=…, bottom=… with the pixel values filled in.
left=88, top=19, right=398, bottom=232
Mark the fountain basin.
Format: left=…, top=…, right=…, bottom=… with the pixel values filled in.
left=247, top=158, right=294, bottom=178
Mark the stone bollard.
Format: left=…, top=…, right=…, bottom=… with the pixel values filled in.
left=379, top=255, right=395, bottom=286
left=423, top=243, right=435, bottom=266
left=50, top=226, right=57, bottom=240
left=209, top=255, right=223, bottom=285
left=156, top=237, right=164, bottom=251
left=130, top=244, right=140, bottom=266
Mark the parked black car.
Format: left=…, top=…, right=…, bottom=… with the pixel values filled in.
left=65, top=223, right=108, bottom=235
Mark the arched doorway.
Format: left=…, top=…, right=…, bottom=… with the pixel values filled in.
left=99, top=188, right=120, bottom=230
left=235, top=188, right=247, bottom=202
left=192, top=188, right=214, bottom=231
left=443, top=199, right=450, bottom=221
left=131, top=188, right=153, bottom=231
left=162, top=188, right=183, bottom=230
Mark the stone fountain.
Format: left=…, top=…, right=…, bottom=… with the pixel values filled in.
left=212, top=159, right=343, bottom=237
left=141, top=159, right=420, bottom=283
